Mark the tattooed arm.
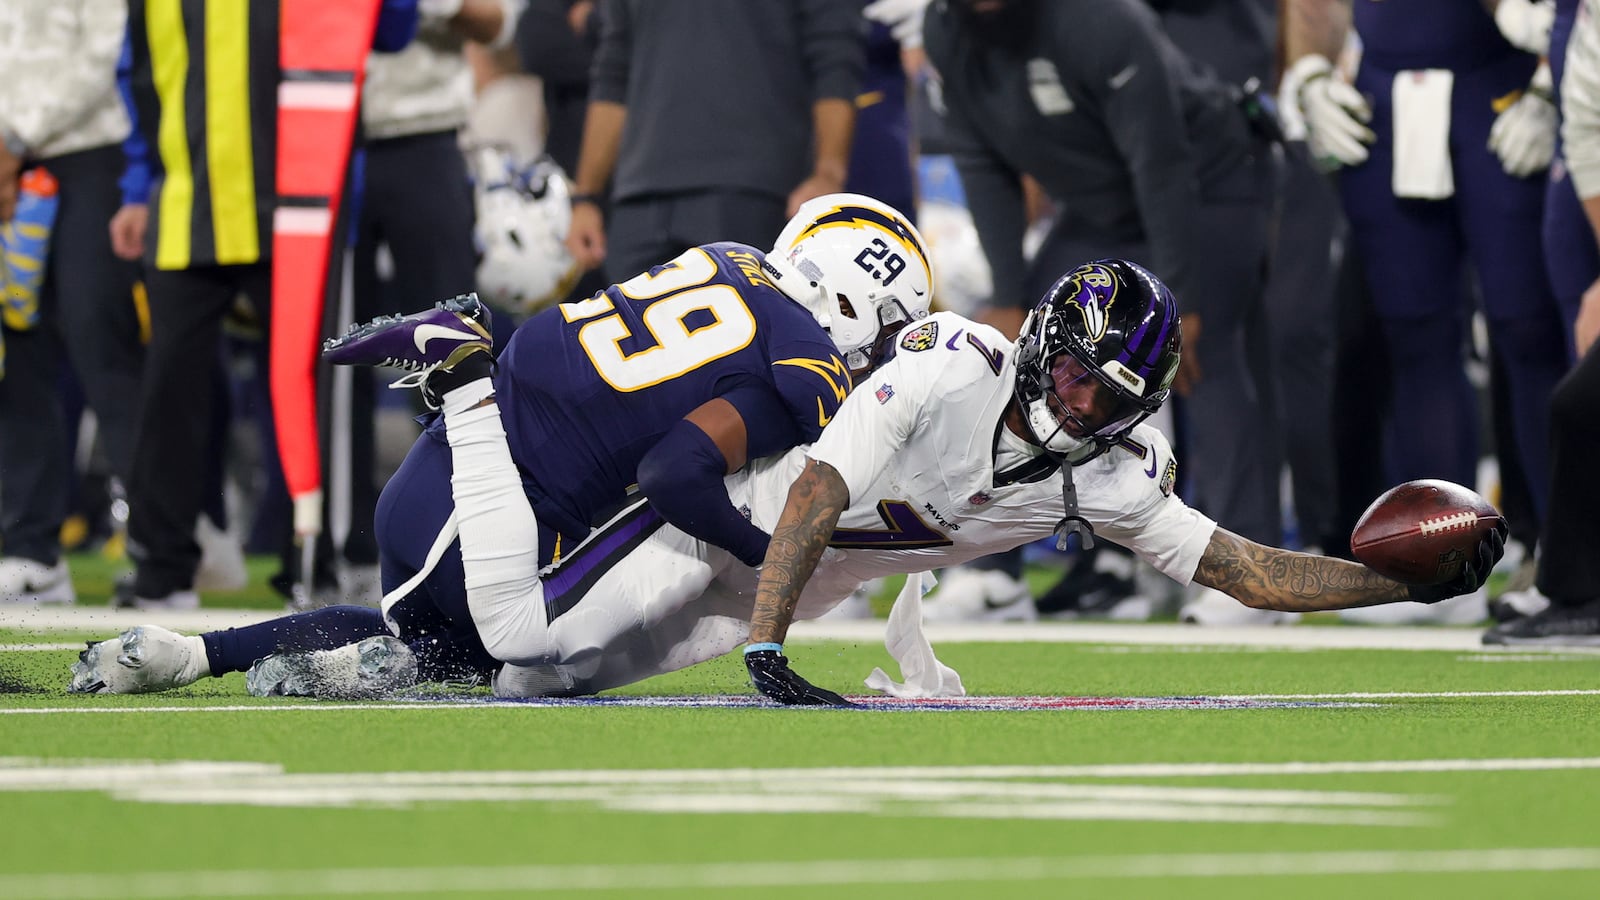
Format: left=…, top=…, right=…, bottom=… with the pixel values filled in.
left=749, top=459, right=852, bottom=644
left=743, top=458, right=854, bottom=705
left=1192, top=527, right=1411, bottom=612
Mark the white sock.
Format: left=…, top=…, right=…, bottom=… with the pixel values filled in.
left=181, top=635, right=210, bottom=685
left=442, top=402, right=548, bottom=655
left=440, top=376, right=496, bottom=418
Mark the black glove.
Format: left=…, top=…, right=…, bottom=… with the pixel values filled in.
left=743, top=647, right=855, bottom=706
left=1407, top=518, right=1508, bottom=604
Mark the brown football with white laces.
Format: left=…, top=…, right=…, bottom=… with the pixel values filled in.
left=1350, top=479, right=1504, bottom=585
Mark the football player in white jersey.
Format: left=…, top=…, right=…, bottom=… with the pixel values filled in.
left=740, top=258, right=1508, bottom=704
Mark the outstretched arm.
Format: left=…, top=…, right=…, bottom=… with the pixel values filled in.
left=1193, top=528, right=1412, bottom=613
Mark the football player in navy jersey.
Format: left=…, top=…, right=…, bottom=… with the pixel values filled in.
left=70, top=193, right=935, bottom=696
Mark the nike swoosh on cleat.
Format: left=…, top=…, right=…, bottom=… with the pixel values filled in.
left=413, top=324, right=481, bottom=353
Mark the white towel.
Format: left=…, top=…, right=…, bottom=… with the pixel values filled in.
left=865, top=571, right=967, bottom=698
left=1391, top=68, right=1455, bottom=199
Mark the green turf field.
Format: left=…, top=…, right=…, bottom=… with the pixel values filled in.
left=2, top=621, right=1599, bottom=899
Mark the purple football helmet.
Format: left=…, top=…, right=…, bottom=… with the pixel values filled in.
left=1013, top=259, right=1182, bottom=464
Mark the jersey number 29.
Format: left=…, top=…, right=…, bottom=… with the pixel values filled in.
left=560, top=249, right=758, bottom=391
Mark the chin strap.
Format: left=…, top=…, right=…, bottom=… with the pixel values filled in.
left=1053, top=461, right=1096, bottom=551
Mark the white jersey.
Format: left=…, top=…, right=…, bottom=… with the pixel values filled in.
left=732, top=312, right=1216, bottom=593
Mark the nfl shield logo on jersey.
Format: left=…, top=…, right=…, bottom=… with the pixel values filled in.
left=969, top=491, right=991, bottom=506
left=899, top=321, right=939, bottom=352
left=875, top=383, right=895, bottom=403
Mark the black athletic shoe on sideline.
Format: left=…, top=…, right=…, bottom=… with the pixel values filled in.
left=1482, top=598, right=1600, bottom=646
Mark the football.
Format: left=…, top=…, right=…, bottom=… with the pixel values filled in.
left=1350, top=479, right=1503, bottom=585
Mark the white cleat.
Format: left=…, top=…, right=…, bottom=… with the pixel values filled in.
left=133, top=589, right=201, bottom=610
left=1179, top=587, right=1301, bottom=626
left=113, top=582, right=202, bottom=610
left=1491, top=586, right=1552, bottom=622
left=922, top=568, right=1037, bottom=623
left=68, top=625, right=208, bottom=694
left=193, top=515, right=248, bottom=592
left=0, top=557, right=75, bottom=605
left=246, top=635, right=417, bottom=700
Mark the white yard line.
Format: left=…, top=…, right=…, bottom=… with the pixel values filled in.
left=0, top=756, right=1591, bottom=822
left=1213, top=689, right=1600, bottom=700
left=6, top=755, right=1600, bottom=782
left=1456, top=652, right=1600, bottom=662
left=0, top=607, right=281, bottom=633
left=0, top=757, right=1455, bottom=824
left=3, top=848, right=1599, bottom=897
left=3, top=688, right=1600, bottom=715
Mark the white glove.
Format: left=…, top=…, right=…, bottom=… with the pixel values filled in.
left=419, top=0, right=464, bottom=20
left=864, top=0, right=929, bottom=50
left=1488, top=63, right=1557, bottom=177
left=1284, top=54, right=1374, bottom=170
left=1495, top=0, right=1555, bottom=57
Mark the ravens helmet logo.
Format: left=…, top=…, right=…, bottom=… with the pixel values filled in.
left=1058, top=262, right=1118, bottom=343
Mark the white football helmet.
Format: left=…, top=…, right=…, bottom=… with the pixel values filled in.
left=764, top=192, right=933, bottom=375
left=470, top=147, right=582, bottom=315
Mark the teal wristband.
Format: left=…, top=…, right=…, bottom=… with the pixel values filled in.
left=744, top=642, right=783, bottom=655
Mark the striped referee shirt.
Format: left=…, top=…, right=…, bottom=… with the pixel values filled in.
left=125, top=0, right=279, bottom=270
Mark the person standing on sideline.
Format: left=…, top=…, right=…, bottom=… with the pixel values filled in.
left=113, top=0, right=418, bottom=609
left=1485, top=0, right=1600, bottom=645
left=0, top=0, right=145, bottom=605
left=564, top=0, right=864, bottom=283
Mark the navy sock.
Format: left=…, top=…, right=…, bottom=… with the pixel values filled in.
left=201, top=605, right=389, bottom=676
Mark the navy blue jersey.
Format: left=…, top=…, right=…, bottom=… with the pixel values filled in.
left=1355, top=0, right=1517, bottom=71
left=466, top=242, right=852, bottom=540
